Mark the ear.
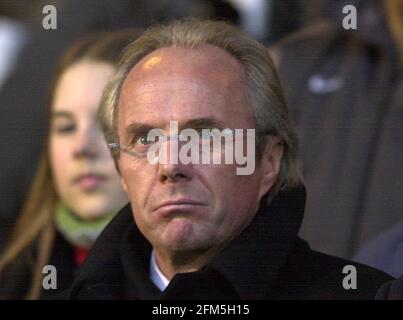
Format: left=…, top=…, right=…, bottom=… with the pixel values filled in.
left=258, top=137, right=284, bottom=200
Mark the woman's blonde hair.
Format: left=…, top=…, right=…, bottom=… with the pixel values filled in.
left=0, top=30, right=137, bottom=299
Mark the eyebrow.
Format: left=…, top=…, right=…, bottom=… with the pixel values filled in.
left=182, top=118, right=227, bottom=130
left=124, top=118, right=227, bottom=135
left=124, top=123, right=156, bottom=138
left=51, top=111, right=74, bottom=120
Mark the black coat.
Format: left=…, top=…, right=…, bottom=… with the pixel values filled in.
left=68, top=186, right=392, bottom=300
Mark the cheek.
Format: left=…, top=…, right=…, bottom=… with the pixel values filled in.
left=198, top=163, right=239, bottom=195
left=202, top=164, right=262, bottom=209
left=49, top=137, right=71, bottom=193
left=119, top=159, right=155, bottom=208
left=215, top=169, right=261, bottom=235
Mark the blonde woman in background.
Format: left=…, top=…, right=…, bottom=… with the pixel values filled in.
left=0, top=31, right=136, bottom=299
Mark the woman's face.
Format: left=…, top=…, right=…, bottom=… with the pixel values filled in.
left=50, top=60, right=128, bottom=220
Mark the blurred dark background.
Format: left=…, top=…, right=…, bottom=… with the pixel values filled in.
left=0, top=0, right=322, bottom=251
left=1, top=0, right=401, bottom=277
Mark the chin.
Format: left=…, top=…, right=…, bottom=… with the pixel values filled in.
left=161, top=219, right=213, bottom=252
left=71, top=201, right=113, bottom=221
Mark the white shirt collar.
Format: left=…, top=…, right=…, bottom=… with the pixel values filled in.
left=149, top=251, right=170, bottom=291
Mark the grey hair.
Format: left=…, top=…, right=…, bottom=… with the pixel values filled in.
left=98, top=18, right=302, bottom=194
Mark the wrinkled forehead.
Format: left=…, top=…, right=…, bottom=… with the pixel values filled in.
left=117, top=45, right=254, bottom=129
left=121, top=45, right=246, bottom=97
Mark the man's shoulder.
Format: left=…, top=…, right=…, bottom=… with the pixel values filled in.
left=275, top=238, right=394, bottom=299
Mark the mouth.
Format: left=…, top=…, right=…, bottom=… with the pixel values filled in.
left=73, top=173, right=106, bottom=191
left=154, top=199, right=205, bottom=216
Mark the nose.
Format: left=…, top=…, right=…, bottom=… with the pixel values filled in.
left=73, top=124, right=100, bottom=159
left=157, top=139, right=194, bottom=183
left=158, top=162, right=194, bottom=183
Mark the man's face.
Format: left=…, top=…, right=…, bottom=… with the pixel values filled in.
left=117, top=45, right=277, bottom=256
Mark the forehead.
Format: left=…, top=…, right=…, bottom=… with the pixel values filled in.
left=53, top=61, right=114, bottom=114
left=118, top=45, right=254, bottom=129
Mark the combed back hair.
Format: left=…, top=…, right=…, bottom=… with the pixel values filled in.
left=99, top=19, right=302, bottom=194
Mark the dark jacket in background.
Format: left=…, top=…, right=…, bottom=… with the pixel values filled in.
left=274, top=0, right=403, bottom=259
left=68, top=186, right=392, bottom=300
left=353, top=223, right=403, bottom=278
left=376, top=276, right=403, bottom=300
left=0, top=231, right=77, bottom=299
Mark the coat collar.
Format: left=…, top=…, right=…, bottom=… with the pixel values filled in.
left=120, top=185, right=306, bottom=299
left=208, top=185, right=305, bottom=299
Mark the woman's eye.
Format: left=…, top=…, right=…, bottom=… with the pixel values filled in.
left=53, top=123, right=76, bottom=134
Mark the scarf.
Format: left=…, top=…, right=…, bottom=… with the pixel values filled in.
left=55, top=203, right=115, bottom=249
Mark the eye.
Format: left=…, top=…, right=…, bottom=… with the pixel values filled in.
left=53, top=123, right=76, bottom=134
left=132, top=132, right=165, bottom=148
left=196, top=128, right=212, bottom=140
left=136, top=135, right=155, bottom=146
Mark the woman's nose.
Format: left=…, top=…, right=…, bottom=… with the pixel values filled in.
left=73, top=125, right=100, bottom=159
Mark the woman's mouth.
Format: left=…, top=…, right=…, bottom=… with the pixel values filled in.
left=74, top=173, right=106, bottom=191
